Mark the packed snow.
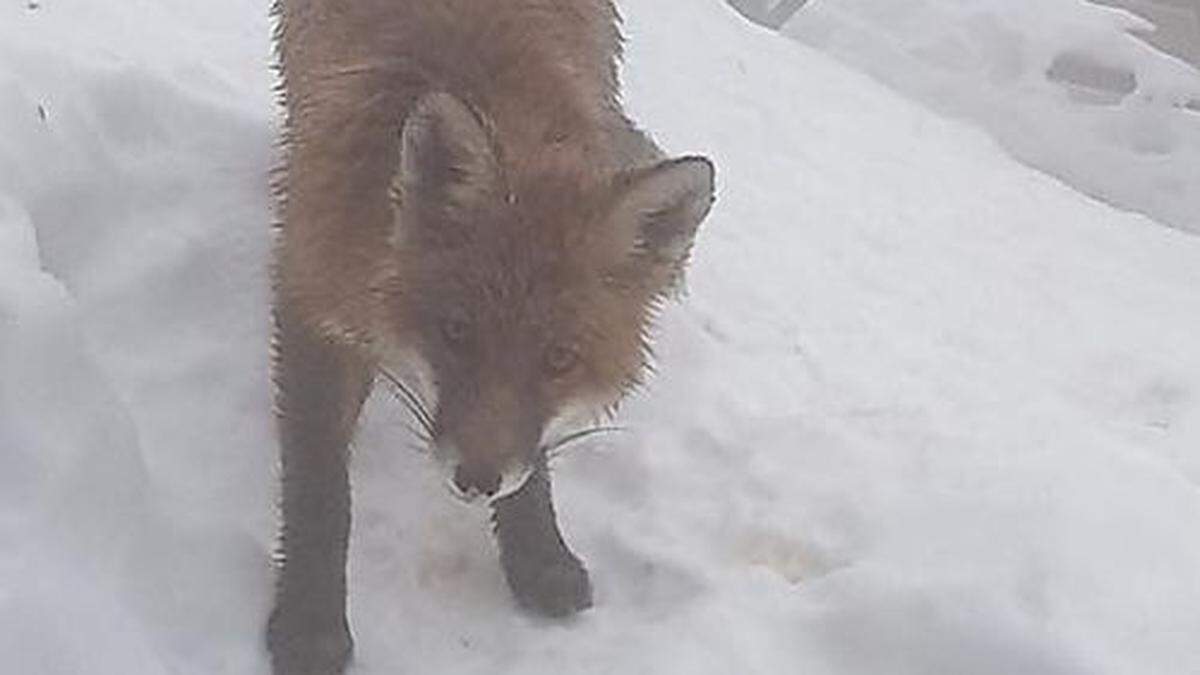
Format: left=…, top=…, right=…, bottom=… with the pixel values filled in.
left=783, top=0, right=1200, bottom=233
left=2, top=1, right=1199, bottom=674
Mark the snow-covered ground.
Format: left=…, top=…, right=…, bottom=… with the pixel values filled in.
left=3, top=1, right=1200, bottom=674
left=783, top=0, right=1200, bottom=233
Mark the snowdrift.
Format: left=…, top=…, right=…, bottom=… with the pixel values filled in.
left=2, top=1, right=1199, bottom=673
left=785, top=0, right=1200, bottom=233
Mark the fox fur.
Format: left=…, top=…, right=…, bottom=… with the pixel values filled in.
left=268, top=1, right=715, bottom=673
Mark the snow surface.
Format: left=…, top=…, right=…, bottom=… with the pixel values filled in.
left=3, top=1, right=1200, bottom=674
left=783, top=0, right=1200, bottom=233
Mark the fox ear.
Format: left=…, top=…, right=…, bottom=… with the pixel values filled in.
left=605, top=156, right=715, bottom=287
left=391, top=92, right=500, bottom=243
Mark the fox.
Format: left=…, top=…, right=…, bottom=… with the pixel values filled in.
left=267, top=0, right=716, bottom=672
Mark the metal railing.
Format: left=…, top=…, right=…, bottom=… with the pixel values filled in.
left=726, top=0, right=809, bottom=30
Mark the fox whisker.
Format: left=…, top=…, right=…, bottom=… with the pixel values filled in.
left=543, top=425, right=625, bottom=460
left=379, top=367, right=437, bottom=439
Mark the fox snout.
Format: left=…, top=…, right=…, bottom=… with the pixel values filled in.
left=444, top=441, right=539, bottom=501
left=435, top=386, right=543, bottom=502
left=449, top=457, right=536, bottom=501
left=451, top=462, right=502, bottom=498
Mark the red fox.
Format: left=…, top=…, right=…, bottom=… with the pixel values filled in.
left=268, top=0, right=715, bottom=672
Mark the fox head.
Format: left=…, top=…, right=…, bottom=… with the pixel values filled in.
left=376, top=92, right=714, bottom=500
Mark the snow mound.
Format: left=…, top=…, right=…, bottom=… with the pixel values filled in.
left=2, top=0, right=1199, bottom=673
left=785, top=0, right=1200, bottom=232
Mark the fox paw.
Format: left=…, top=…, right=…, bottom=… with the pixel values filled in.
left=503, top=550, right=593, bottom=618
left=267, top=607, right=353, bottom=675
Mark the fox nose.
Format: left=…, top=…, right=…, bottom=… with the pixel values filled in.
left=452, top=464, right=501, bottom=498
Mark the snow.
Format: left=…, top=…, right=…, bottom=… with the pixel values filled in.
left=782, top=0, right=1200, bottom=233
left=2, top=1, right=1199, bottom=674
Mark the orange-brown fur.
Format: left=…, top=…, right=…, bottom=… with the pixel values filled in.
left=276, top=0, right=657, bottom=339
left=275, top=0, right=713, bottom=478
left=269, top=1, right=714, bottom=672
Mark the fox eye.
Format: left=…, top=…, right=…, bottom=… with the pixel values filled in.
left=440, top=315, right=471, bottom=346
left=544, top=343, right=580, bottom=377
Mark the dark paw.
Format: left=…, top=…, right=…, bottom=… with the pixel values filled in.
left=503, top=551, right=593, bottom=618
left=267, top=606, right=353, bottom=675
